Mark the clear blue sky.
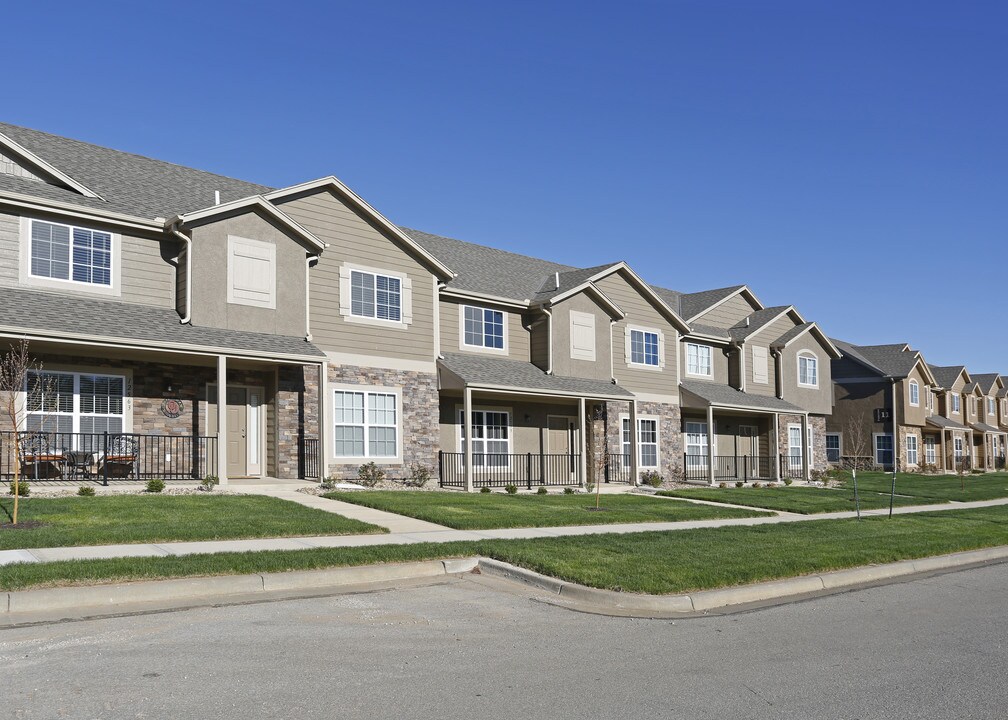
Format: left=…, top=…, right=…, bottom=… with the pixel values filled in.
left=6, top=1, right=1006, bottom=370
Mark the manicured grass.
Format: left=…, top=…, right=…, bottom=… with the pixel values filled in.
left=0, top=494, right=384, bottom=550
left=836, top=471, right=1008, bottom=502
left=3, top=505, right=1007, bottom=592
left=322, top=490, right=770, bottom=529
left=658, top=486, right=939, bottom=514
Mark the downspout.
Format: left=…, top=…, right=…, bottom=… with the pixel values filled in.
left=169, top=222, right=193, bottom=324
left=772, top=348, right=784, bottom=399
left=890, top=378, right=899, bottom=471
left=434, top=278, right=445, bottom=359
left=305, top=254, right=319, bottom=341
left=738, top=342, right=747, bottom=392
left=610, top=319, right=617, bottom=384
left=544, top=305, right=553, bottom=375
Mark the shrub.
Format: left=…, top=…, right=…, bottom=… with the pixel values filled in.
left=752, top=482, right=762, bottom=488
left=971, top=469, right=984, bottom=475
left=718, top=482, right=727, bottom=488
left=641, top=470, right=663, bottom=488
left=735, top=481, right=744, bottom=488
left=320, top=475, right=339, bottom=490
left=536, top=486, right=548, bottom=495
left=145, top=478, right=165, bottom=493
left=8, top=480, right=29, bottom=497
left=77, top=485, right=95, bottom=497
left=767, top=482, right=778, bottom=488
left=200, top=475, right=220, bottom=492
left=406, top=463, right=431, bottom=488
left=783, top=477, right=793, bottom=486
left=505, top=484, right=518, bottom=495
left=480, top=486, right=491, bottom=493
left=358, top=462, right=385, bottom=487
left=563, top=487, right=575, bottom=495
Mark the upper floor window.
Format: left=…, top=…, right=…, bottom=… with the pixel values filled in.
left=988, top=397, right=996, bottom=416
left=970, top=397, right=977, bottom=415
left=462, top=305, right=505, bottom=350
left=352, top=270, right=400, bottom=321
left=685, top=342, right=711, bottom=376
left=798, top=353, right=818, bottom=387
left=30, top=219, right=111, bottom=286
left=952, top=394, right=960, bottom=413
left=1003, top=399, right=1007, bottom=416
left=631, top=329, right=661, bottom=367
left=908, top=380, right=919, bottom=406
left=926, top=390, right=934, bottom=412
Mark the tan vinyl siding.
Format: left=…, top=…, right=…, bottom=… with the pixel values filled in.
left=0, top=211, right=18, bottom=286
left=440, top=297, right=529, bottom=361
left=681, top=339, right=729, bottom=384
left=529, top=315, right=549, bottom=370
left=550, top=292, right=612, bottom=382
left=275, top=190, right=435, bottom=362
left=745, top=314, right=796, bottom=397
left=176, top=242, right=188, bottom=316
left=594, top=271, right=678, bottom=397
left=692, top=293, right=757, bottom=328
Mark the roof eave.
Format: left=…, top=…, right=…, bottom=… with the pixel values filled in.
left=0, top=131, right=103, bottom=200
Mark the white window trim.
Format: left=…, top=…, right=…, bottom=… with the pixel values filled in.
left=21, top=365, right=133, bottom=434
left=825, top=432, right=842, bottom=462
left=908, top=380, right=919, bottom=407
left=905, top=434, right=919, bottom=467
left=19, top=216, right=122, bottom=297
left=988, top=397, right=996, bottom=416
left=619, top=413, right=661, bottom=469
left=331, top=383, right=403, bottom=464
left=338, top=262, right=412, bottom=329
left=952, top=393, right=960, bottom=414
left=459, top=304, right=508, bottom=355
left=924, top=435, right=937, bottom=465
left=787, top=423, right=803, bottom=468
left=797, top=352, right=819, bottom=388
left=625, top=325, right=665, bottom=371
left=226, top=235, right=276, bottom=309
left=568, top=310, right=597, bottom=362
left=873, top=433, right=894, bottom=467
left=684, top=342, right=712, bottom=378
left=456, top=405, right=513, bottom=468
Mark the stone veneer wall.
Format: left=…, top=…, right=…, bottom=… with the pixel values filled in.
left=602, top=399, right=683, bottom=484
left=276, top=365, right=319, bottom=479
left=776, top=413, right=827, bottom=472
left=899, top=424, right=924, bottom=471
left=324, top=365, right=438, bottom=481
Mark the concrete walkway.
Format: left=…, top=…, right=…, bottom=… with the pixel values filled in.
left=3, top=494, right=1008, bottom=567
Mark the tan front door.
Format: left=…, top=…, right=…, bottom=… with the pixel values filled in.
left=547, top=416, right=574, bottom=455
left=226, top=387, right=248, bottom=478
left=739, top=425, right=759, bottom=458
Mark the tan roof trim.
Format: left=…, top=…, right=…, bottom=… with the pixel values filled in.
left=460, top=382, right=633, bottom=402
left=265, top=177, right=454, bottom=280
left=440, top=287, right=531, bottom=310
left=0, top=190, right=163, bottom=233
left=772, top=322, right=842, bottom=358
left=536, top=280, right=625, bottom=320
left=583, top=262, right=690, bottom=333
left=174, top=196, right=326, bottom=252
left=686, top=284, right=764, bottom=322
left=0, top=132, right=103, bottom=200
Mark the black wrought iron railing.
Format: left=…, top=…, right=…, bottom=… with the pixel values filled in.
left=683, top=454, right=773, bottom=483
left=299, top=437, right=321, bottom=480
left=0, top=431, right=217, bottom=484
left=779, top=453, right=805, bottom=480
left=604, top=453, right=632, bottom=484
left=438, top=451, right=581, bottom=488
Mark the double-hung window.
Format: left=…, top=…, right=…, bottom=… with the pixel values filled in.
left=630, top=329, right=660, bottom=367
left=460, top=410, right=510, bottom=467
left=622, top=417, right=659, bottom=468
left=905, top=435, right=918, bottom=466
left=30, top=219, right=112, bottom=287
left=908, top=380, right=919, bottom=406
left=798, top=354, right=818, bottom=387
left=952, top=394, right=960, bottom=414
left=788, top=425, right=803, bottom=468
left=925, top=436, right=937, bottom=465
left=26, top=370, right=125, bottom=446
left=685, top=343, right=711, bottom=376
left=874, top=434, right=893, bottom=467
left=333, top=389, right=398, bottom=459
left=684, top=421, right=708, bottom=472
left=462, top=306, right=505, bottom=350
left=988, top=398, right=996, bottom=417
left=351, top=270, right=401, bottom=322
left=825, top=433, right=841, bottom=463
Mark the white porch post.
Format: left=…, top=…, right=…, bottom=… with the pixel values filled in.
left=578, top=397, right=587, bottom=488
left=771, top=413, right=780, bottom=481
left=706, top=404, right=715, bottom=486
left=463, top=385, right=473, bottom=492
left=629, top=399, right=639, bottom=486
left=801, top=413, right=810, bottom=481
left=940, top=430, right=947, bottom=473
left=318, top=362, right=327, bottom=482
left=217, top=354, right=227, bottom=486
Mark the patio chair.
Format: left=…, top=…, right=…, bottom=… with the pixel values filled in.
left=95, top=436, right=138, bottom=480
left=18, top=432, right=65, bottom=479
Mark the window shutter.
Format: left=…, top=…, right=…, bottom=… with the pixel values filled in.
left=227, top=237, right=275, bottom=309
left=401, top=275, right=413, bottom=325
left=752, top=346, right=768, bottom=384
left=338, top=265, right=351, bottom=317
left=569, top=311, right=596, bottom=361
left=624, top=327, right=632, bottom=365
left=657, top=329, right=666, bottom=369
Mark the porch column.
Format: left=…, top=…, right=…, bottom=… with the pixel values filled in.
left=629, top=400, right=639, bottom=486
left=939, top=430, right=947, bottom=473
left=318, top=362, right=327, bottom=482
left=463, top=385, right=473, bottom=492
left=801, top=413, right=810, bottom=481
left=771, top=413, right=780, bottom=481
left=217, top=354, right=228, bottom=486
left=578, top=397, right=587, bottom=488
left=706, top=404, right=715, bottom=485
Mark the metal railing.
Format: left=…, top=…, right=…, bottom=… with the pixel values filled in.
left=603, top=453, right=633, bottom=484
left=299, top=437, right=321, bottom=480
left=438, top=451, right=581, bottom=488
left=779, top=454, right=805, bottom=480
left=683, top=454, right=773, bottom=483
left=1, top=430, right=217, bottom=484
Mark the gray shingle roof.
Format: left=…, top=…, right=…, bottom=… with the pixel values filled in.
left=678, top=285, right=745, bottom=320
left=926, top=415, right=968, bottom=431
left=680, top=380, right=802, bottom=412
left=531, top=263, right=618, bottom=302
left=0, top=287, right=324, bottom=359
left=971, top=373, right=1002, bottom=394
left=688, top=323, right=731, bottom=340
left=972, top=422, right=1001, bottom=433
left=0, top=122, right=272, bottom=219
left=438, top=352, right=633, bottom=398
left=774, top=322, right=816, bottom=348
left=649, top=285, right=683, bottom=315
left=830, top=338, right=922, bottom=378
left=728, top=306, right=792, bottom=341
left=929, top=365, right=968, bottom=389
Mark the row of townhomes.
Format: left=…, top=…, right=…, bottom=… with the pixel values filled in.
left=0, top=122, right=844, bottom=489
left=828, top=341, right=1008, bottom=472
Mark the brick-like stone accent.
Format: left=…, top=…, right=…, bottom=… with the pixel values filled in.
left=898, top=424, right=923, bottom=471
left=324, top=365, right=438, bottom=482
left=777, top=413, right=827, bottom=472
left=601, top=399, right=682, bottom=484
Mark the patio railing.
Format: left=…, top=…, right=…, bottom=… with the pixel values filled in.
left=683, top=454, right=774, bottom=483
left=438, top=451, right=581, bottom=488
left=299, top=437, right=321, bottom=480
left=603, top=453, right=633, bottom=484
left=0, top=431, right=217, bottom=484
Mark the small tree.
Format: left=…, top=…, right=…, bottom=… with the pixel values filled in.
left=844, top=411, right=870, bottom=521
left=0, top=339, right=36, bottom=525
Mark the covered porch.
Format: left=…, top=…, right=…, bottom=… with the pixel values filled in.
left=926, top=415, right=969, bottom=472
left=971, top=422, right=1007, bottom=472
left=436, top=354, right=634, bottom=490
left=680, top=381, right=810, bottom=485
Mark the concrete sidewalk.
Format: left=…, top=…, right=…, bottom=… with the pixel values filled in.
left=3, top=495, right=1007, bottom=567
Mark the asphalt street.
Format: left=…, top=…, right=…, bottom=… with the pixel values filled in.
left=4, top=563, right=1007, bottom=719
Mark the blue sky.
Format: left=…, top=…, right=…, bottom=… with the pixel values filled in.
left=6, top=1, right=1007, bottom=370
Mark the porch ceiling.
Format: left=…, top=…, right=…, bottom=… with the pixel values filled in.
left=438, top=352, right=633, bottom=400
left=680, top=380, right=802, bottom=414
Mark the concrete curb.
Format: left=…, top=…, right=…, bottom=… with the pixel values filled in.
left=476, top=545, right=1008, bottom=618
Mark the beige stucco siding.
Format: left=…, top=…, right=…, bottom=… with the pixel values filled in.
left=275, top=190, right=435, bottom=362
left=692, top=293, right=757, bottom=327
left=899, top=364, right=930, bottom=427
left=780, top=334, right=834, bottom=415
left=550, top=292, right=613, bottom=382
left=743, top=314, right=796, bottom=396
left=188, top=209, right=306, bottom=336
left=439, top=297, right=529, bottom=361
left=594, top=271, right=678, bottom=398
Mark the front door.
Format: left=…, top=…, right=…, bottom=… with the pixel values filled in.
left=547, top=415, right=576, bottom=481
left=226, top=387, right=248, bottom=478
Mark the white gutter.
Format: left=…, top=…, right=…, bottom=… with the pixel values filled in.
left=772, top=348, right=784, bottom=399
left=610, top=319, right=617, bottom=384
left=169, top=224, right=193, bottom=324
left=739, top=342, right=747, bottom=392
left=544, top=306, right=553, bottom=375
left=305, top=254, right=319, bottom=340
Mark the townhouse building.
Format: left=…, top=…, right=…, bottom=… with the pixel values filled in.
left=0, top=122, right=836, bottom=489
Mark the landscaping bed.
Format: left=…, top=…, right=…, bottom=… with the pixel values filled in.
left=321, top=490, right=771, bottom=529
left=0, top=495, right=384, bottom=550
left=659, top=486, right=938, bottom=514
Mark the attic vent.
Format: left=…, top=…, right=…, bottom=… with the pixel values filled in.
left=554, top=272, right=560, bottom=291
left=744, top=317, right=750, bottom=327
left=214, top=190, right=221, bottom=205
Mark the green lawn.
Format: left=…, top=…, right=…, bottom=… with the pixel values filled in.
left=322, top=490, right=770, bottom=529
left=659, top=486, right=939, bottom=514
left=3, top=505, right=1007, bottom=593
left=836, top=471, right=1008, bottom=502
left=0, top=495, right=384, bottom=550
